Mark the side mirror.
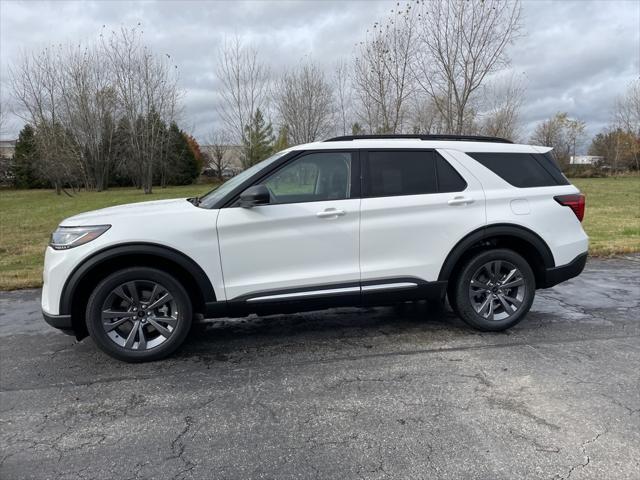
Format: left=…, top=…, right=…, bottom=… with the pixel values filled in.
left=239, top=184, right=270, bottom=208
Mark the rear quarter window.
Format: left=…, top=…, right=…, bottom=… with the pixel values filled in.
left=435, top=155, right=467, bottom=192
left=467, top=152, right=569, bottom=188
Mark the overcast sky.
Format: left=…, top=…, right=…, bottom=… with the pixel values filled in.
left=1, top=0, right=638, bottom=145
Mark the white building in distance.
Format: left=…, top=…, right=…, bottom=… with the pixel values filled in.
left=570, top=155, right=604, bottom=165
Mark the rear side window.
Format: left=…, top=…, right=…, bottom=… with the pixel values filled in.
left=364, top=150, right=467, bottom=197
left=467, top=152, right=569, bottom=188
left=365, top=151, right=438, bottom=197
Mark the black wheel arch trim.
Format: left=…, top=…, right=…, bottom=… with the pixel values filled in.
left=59, top=242, right=217, bottom=315
left=42, top=310, right=74, bottom=333
left=437, top=224, right=555, bottom=282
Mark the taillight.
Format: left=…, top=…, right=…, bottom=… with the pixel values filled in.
left=554, top=194, right=585, bottom=222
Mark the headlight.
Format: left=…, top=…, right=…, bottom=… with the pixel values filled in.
left=49, top=225, right=111, bottom=250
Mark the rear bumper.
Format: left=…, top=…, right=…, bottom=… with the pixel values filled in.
left=540, top=252, right=588, bottom=288
left=42, top=310, right=74, bottom=335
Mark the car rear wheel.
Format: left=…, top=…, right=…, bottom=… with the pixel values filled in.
left=86, top=267, right=192, bottom=362
left=451, top=249, right=535, bottom=331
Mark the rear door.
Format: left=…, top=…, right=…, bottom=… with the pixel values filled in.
left=359, top=149, right=486, bottom=292
left=216, top=150, right=361, bottom=302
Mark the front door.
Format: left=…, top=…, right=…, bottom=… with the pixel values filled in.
left=216, top=150, right=360, bottom=302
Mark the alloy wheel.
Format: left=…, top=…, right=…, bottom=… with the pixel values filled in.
left=468, top=260, right=526, bottom=321
left=101, top=280, right=179, bottom=350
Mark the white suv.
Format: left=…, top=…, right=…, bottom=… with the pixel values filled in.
left=42, top=135, right=588, bottom=362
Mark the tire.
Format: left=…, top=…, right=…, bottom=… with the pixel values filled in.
left=451, top=249, right=535, bottom=332
left=86, top=267, right=193, bottom=362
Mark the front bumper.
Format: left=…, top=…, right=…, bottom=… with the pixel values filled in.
left=541, top=252, right=588, bottom=288
left=42, top=310, right=74, bottom=335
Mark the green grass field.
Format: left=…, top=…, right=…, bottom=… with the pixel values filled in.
left=572, top=177, right=640, bottom=256
left=1, top=177, right=638, bottom=290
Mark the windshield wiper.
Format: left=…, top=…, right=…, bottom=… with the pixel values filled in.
left=187, top=196, right=201, bottom=206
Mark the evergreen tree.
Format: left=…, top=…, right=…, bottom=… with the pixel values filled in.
left=242, top=109, right=274, bottom=168
left=274, top=125, right=290, bottom=152
left=12, top=124, right=46, bottom=188
left=112, top=117, right=136, bottom=187
left=164, top=122, right=199, bottom=185
left=351, top=122, right=364, bottom=135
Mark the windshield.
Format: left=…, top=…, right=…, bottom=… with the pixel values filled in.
left=198, top=150, right=290, bottom=208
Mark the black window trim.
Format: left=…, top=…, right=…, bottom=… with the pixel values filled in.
left=221, top=149, right=361, bottom=208
left=361, top=148, right=468, bottom=199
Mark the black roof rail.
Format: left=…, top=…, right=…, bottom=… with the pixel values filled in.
left=323, top=134, right=513, bottom=144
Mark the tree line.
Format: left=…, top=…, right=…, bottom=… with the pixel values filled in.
left=529, top=80, right=639, bottom=173
left=4, top=0, right=639, bottom=192
left=210, top=0, right=638, bottom=174
left=210, top=0, right=526, bottom=163
left=8, top=28, right=202, bottom=193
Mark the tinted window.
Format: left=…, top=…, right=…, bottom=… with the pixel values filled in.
left=468, top=152, right=562, bottom=188
left=534, top=152, right=570, bottom=185
left=365, top=151, right=437, bottom=197
left=198, top=150, right=288, bottom=208
left=263, top=152, right=352, bottom=204
left=435, top=155, right=467, bottom=192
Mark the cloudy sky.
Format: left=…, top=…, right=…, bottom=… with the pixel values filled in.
left=1, top=0, right=638, bottom=146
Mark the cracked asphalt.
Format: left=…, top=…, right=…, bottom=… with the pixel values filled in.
left=1, top=256, right=639, bottom=479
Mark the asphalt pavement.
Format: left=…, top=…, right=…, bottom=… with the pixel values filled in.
left=1, top=256, right=639, bottom=479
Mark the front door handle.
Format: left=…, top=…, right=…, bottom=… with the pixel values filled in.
left=316, top=208, right=345, bottom=218
left=448, top=196, right=475, bottom=206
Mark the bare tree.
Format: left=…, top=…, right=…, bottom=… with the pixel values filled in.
left=479, top=75, right=526, bottom=141
left=530, top=112, right=586, bottom=168
left=274, top=62, right=334, bottom=144
left=56, top=44, right=118, bottom=190
left=102, top=27, right=180, bottom=193
left=415, top=0, right=522, bottom=135
left=353, top=4, right=418, bottom=134
left=409, top=96, right=447, bottom=134
left=612, top=80, right=640, bottom=171
left=0, top=101, right=8, bottom=137
left=215, top=36, right=270, bottom=144
left=10, top=46, right=80, bottom=193
left=207, top=130, right=233, bottom=180
left=333, top=59, right=353, bottom=136
left=614, top=80, right=640, bottom=136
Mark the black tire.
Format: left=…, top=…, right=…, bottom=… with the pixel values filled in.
left=86, top=267, right=193, bottom=362
left=452, top=249, right=535, bottom=331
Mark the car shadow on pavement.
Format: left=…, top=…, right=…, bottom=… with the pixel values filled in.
left=173, top=301, right=480, bottom=362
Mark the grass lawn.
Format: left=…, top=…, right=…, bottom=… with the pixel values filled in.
left=0, top=177, right=638, bottom=290
left=572, top=177, right=640, bottom=256
left=0, top=185, right=209, bottom=290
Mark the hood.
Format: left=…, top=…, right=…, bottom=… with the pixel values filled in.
left=60, top=198, right=196, bottom=226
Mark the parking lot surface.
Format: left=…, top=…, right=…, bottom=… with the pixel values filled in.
left=1, top=256, right=639, bottom=479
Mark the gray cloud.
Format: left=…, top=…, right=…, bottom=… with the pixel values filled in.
left=1, top=0, right=638, bottom=146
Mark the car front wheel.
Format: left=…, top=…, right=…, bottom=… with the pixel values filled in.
left=452, top=249, right=535, bottom=331
left=86, top=267, right=192, bottom=362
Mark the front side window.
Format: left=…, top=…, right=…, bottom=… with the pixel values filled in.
left=263, top=152, right=353, bottom=204
left=198, top=149, right=289, bottom=208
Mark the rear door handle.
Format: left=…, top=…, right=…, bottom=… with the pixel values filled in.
left=316, top=208, right=345, bottom=218
left=448, top=196, right=475, bottom=206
